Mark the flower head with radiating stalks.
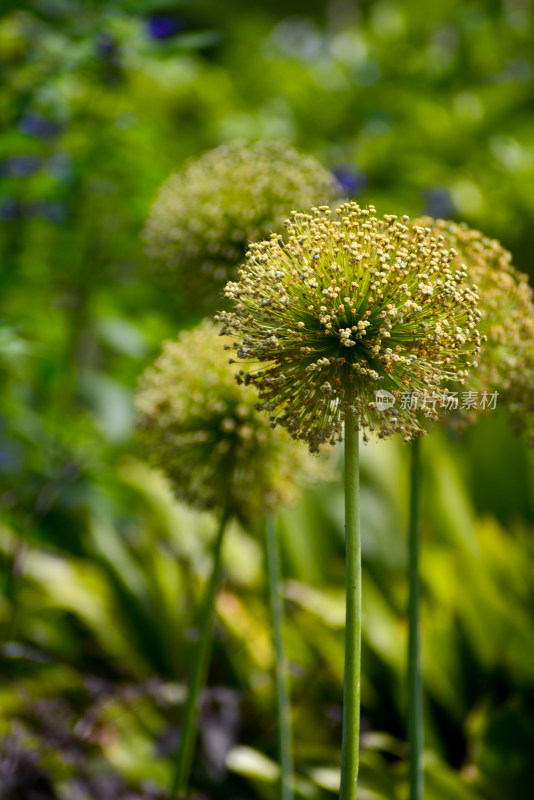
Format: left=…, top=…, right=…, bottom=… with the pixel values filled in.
left=135, top=320, right=318, bottom=520
left=143, top=140, right=341, bottom=311
left=219, top=203, right=482, bottom=452
left=415, top=218, right=534, bottom=437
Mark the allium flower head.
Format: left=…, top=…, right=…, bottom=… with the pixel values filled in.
left=416, top=217, right=534, bottom=435
left=219, top=203, right=482, bottom=452
left=143, top=140, right=341, bottom=311
left=135, top=320, right=313, bottom=519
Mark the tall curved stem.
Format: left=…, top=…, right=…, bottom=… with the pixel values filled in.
left=171, top=512, right=230, bottom=799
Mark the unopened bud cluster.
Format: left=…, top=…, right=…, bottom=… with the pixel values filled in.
left=417, top=218, right=534, bottom=437
left=135, top=320, right=312, bottom=519
left=219, top=203, right=482, bottom=452
left=143, top=140, right=341, bottom=311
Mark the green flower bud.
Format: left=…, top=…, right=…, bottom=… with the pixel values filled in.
left=143, top=140, right=341, bottom=312
left=135, top=320, right=317, bottom=520
left=416, top=218, right=534, bottom=438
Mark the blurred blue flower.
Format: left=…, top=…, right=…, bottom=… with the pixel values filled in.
left=0, top=155, right=42, bottom=179
left=423, top=187, right=456, bottom=219
left=146, top=14, right=184, bottom=41
left=332, top=166, right=368, bottom=197
left=18, top=113, right=60, bottom=141
left=0, top=196, right=21, bottom=220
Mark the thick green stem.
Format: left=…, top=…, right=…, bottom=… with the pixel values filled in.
left=266, top=514, right=294, bottom=800
left=170, top=512, right=229, bottom=799
left=407, top=437, right=423, bottom=800
left=339, top=387, right=361, bottom=800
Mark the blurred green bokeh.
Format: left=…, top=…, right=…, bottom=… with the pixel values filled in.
left=1, top=1, right=534, bottom=799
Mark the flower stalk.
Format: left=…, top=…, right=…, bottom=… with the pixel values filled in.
left=170, top=511, right=230, bottom=799
left=339, top=384, right=361, bottom=800
left=407, top=437, right=423, bottom=800
left=266, top=515, right=294, bottom=800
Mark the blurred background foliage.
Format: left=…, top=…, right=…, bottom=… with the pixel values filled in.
left=1, top=0, right=534, bottom=798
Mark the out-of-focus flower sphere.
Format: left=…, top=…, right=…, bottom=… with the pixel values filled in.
left=17, top=112, right=60, bottom=140
left=219, top=203, right=482, bottom=452
left=142, top=140, right=341, bottom=312
left=135, top=320, right=315, bottom=521
left=416, top=218, right=534, bottom=437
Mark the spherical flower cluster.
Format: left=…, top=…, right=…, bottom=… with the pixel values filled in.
left=416, top=217, right=534, bottom=435
left=219, top=203, right=482, bottom=452
left=143, top=140, right=341, bottom=311
left=135, top=320, right=313, bottom=520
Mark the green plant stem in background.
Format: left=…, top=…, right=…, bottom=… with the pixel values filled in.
left=407, top=437, right=423, bottom=800
left=266, top=515, right=294, bottom=800
left=171, top=512, right=230, bottom=799
left=339, top=388, right=361, bottom=800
